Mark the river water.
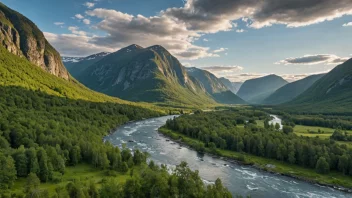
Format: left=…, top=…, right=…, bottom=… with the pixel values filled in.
left=105, top=115, right=350, bottom=198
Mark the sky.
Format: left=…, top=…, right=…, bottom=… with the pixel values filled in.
left=2, top=0, right=352, bottom=82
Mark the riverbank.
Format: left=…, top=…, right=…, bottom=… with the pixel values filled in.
left=159, top=127, right=352, bottom=193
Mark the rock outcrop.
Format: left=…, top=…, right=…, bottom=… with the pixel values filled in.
left=0, top=3, right=69, bottom=80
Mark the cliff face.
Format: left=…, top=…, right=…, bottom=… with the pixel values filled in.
left=0, top=3, right=69, bottom=80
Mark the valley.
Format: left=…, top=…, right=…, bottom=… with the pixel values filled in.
left=1, top=1, right=352, bottom=198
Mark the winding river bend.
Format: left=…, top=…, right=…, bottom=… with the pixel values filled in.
left=105, top=116, right=350, bottom=198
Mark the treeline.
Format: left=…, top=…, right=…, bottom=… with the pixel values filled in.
left=164, top=111, right=352, bottom=175
left=0, top=85, right=160, bottom=191
left=270, top=110, right=352, bottom=130
left=5, top=160, right=232, bottom=198
left=331, top=130, right=352, bottom=142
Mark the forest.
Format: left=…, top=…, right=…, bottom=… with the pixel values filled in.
left=0, top=85, right=233, bottom=197
left=163, top=110, right=352, bottom=176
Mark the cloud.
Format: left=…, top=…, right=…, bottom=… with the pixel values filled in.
left=202, top=66, right=243, bottom=72
left=83, top=19, right=91, bottom=25
left=44, top=32, right=113, bottom=57
left=54, top=22, right=65, bottom=26
left=219, top=72, right=326, bottom=83
left=83, top=8, right=217, bottom=59
left=84, top=2, right=95, bottom=8
left=75, top=14, right=84, bottom=19
left=343, top=22, right=352, bottom=26
left=68, top=26, right=87, bottom=36
left=213, top=48, right=227, bottom=53
left=46, top=0, right=352, bottom=59
left=165, top=0, right=352, bottom=31
left=276, top=54, right=351, bottom=65
left=200, top=65, right=244, bottom=80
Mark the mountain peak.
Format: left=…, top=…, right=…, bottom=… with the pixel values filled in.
left=147, top=45, right=171, bottom=55
left=126, top=44, right=143, bottom=50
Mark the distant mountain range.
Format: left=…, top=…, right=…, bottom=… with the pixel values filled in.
left=219, top=78, right=243, bottom=94
left=186, top=67, right=245, bottom=104
left=284, top=59, right=352, bottom=113
left=63, top=52, right=110, bottom=77
left=237, top=75, right=288, bottom=104
left=263, top=74, right=325, bottom=105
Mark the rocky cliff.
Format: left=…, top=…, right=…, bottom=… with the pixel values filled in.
left=0, top=3, right=69, bottom=80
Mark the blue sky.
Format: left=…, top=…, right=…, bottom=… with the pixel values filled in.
left=3, top=0, right=352, bottom=82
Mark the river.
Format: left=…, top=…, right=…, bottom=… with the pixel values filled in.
left=105, top=115, right=350, bottom=198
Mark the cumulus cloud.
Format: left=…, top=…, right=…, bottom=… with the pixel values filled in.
left=75, top=14, right=84, bottom=19
left=83, top=8, right=218, bottom=59
left=47, top=0, right=352, bottom=59
left=68, top=26, right=87, bottom=36
left=83, top=19, right=91, bottom=25
left=44, top=32, right=113, bottom=57
left=343, top=22, right=352, bottom=26
left=276, top=54, right=351, bottom=65
left=165, top=0, right=352, bottom=31
left=84, top=2, right=95, bottom=8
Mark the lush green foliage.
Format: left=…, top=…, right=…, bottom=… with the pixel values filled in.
left=280, top=113, right=352, bottom=130
left=163, top=110, right=352, bottom=176
left=0, top=44, right=233, bottom=197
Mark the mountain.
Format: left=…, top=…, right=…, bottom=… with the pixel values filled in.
left=219, top=77, right=243, bottom=94
left=186, top=67, right=245, bottom=104
left=284, top=59, right=352, bottom=113
left=63, top=52, right=110, bottom=77
left=237, top=75, right=288, bottom=104
left=263, top=74, right=325, bottom=105
left=77, top=44, right=218, bottom=107
left=0, top=3, right=69, bottom=79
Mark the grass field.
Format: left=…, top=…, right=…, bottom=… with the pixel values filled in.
left=159, top=128, right=352, bottom=189
left=8, top=164, right=135, bottom=196
left=293, top=125, right=352, bottom=139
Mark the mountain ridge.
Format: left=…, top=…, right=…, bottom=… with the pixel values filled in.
left=219, top=77, right=243, bottom=94
left=237, top=74, right=288, bottom=104
left=283, top=58, right=352, bottom=113
left=77, top=44, right=218, bottom=107
left=186, top=67, right=246, bottom=104
left=263, top=74, right=325, bottom=105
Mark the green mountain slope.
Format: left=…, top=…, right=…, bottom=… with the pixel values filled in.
left=0, top=3, right=69, bottom=79
left=284, top=59, right=352, bottom=114
left=263, top=74, right=325, bottom=105
left=219, top=77, right=242, bottom=94
left=186, top=67, right=245, bottom=104
left=77, top=45, right=217, bottom=107
left=237, top=74, right=288, bottom=104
